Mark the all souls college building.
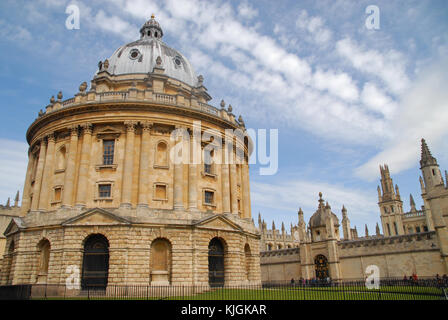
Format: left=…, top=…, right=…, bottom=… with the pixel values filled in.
left=0, top=16, right=261, bottom=288
left=1, top=16, right=448, bottom=290
left=259, top=140, right=448, bottom=281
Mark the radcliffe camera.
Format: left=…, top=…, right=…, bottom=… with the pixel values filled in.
left=0, top=0, right=447, bottom=311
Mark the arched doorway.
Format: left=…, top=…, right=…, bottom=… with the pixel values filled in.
left=81, top=234, right=109, bottom=290
left=314, top=254, right=329, bottom=280
left=208, top=238, right=225, bottom=287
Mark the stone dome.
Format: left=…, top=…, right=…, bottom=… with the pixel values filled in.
left=309, top=193, right=340, bottom=228
left=99, top=15, right=198, bottom=87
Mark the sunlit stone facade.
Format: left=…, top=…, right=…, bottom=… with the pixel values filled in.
left=0, top=16, right=261, bottom=288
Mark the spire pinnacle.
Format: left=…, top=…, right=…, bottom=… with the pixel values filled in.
left=420, top=138, right=438, bottom=168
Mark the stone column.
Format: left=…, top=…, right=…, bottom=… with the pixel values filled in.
left=121, top=121, right=137, bottom=208
left=230, top=161, right=238, bottom=214
left=62, top=125, right=78, bottom=208
left=221, top=141, right=231, bottom=214
left=188, top=132, right=199, bottom=211
left=31, top=139, right=47, bottom=211
left=38, top=133, right=55, bottom=210
left=173, top=126, right=186, bottom=211
left=138, top=122, right=152, bottom=207
left=242, top=163, right=251, bottom=219
left=20, top=150, right=35, bottom=215
left=75, top=123, right=92, bottom=208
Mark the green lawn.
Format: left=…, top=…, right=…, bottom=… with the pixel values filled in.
left=35, top=286, right=445, bottom=300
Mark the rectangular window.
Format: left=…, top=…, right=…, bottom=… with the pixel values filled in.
left=155, top=184, right=167, bottom=200
left=204, top=164, right=212, bottom=174
left=54, top=188, right=62, bottom=202
left=99, top=184, right=111, bottom=198
left=416, top=226, right=421, bottom=233
left=423, top=226, right=428, bottom=232
left=204, top=191, right=214, bottom=205
left=103, top=140, right=115, bottom=165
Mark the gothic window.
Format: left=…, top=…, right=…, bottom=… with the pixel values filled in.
left=314, top=255, right=329, bottom=280
left=416, top=226, right=421, bottom=233
left=155, top=141, right=168, bottom=167
left=103, top=140, right=115, bottom=165
left=267, top=244, right=272, bottom=251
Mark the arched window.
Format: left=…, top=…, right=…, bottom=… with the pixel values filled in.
left=314, top=254, right=329, bottom=280
left=56, top=145, right=67, bottom=171
left=38, top=239, right=51, bottom=274
left=208, top=238, right=225, bottom=287
left=150, top=238, right=171, bottom=285
left=81, top=234, right=109, bottom=290
left=155, top=141, right=168, bottom=167
left=5, top=240, right=15, bottom=284
left=386, top=223, right=391, bottom=236
left=393, top=222, right=398, bottom=235
left=244, top=244, right=251, bottom=281
left=36, top=239, right=51, bottom=283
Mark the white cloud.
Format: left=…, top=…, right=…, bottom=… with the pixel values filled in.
left=0, top=19, right=32, bottom=42
left=251, top=177, right=378, bottom=230
left=361, top=82, right=397, bottom=119
left=336, top=37, right=410, bottom=95
left=0, top=139, right=28, bottom=205
left=94, top=10, right=136, bottom=41
left=295, top=10, right=332, bottom=45
left=313, top=69, right=359, bottom=102
left=237, top=2, right=258, bottom=20
left=356, top=58, right=448, bottom=180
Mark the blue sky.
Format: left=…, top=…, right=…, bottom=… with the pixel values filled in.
left=0, top=0, right=447, bottom=235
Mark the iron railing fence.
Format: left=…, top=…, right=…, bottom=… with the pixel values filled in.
left=0, top=278, right=447, bottom=300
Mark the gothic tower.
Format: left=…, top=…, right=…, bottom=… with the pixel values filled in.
left=378, top=164, right=404, bottom=236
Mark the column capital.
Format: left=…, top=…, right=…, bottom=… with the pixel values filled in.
left=68, top=125, right=79, bottom=136
left=45, top=132, right=55, bottom=142
left=140, top=121, right=153, bottom=132
left=124, top=120, right=138, bottom=132
left=80, top=122, right=93, bottom=135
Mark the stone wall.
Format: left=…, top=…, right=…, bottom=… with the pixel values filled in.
left=260, top=248, right=301, bottom=282
left=259, top=232, right=446, bottom=281
left=0, top=221, right=261, bottom=286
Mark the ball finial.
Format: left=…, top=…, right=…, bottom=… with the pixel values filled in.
left=151, top=13, right=155, bottom=19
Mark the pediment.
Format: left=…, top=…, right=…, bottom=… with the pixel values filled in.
left=194, top=214, right=243, bottom=232
left=62, top=208, right=131, bottom=226
left=4, top=217, right=25, bottom=236
left=96, top=126, right=122, bottom=139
